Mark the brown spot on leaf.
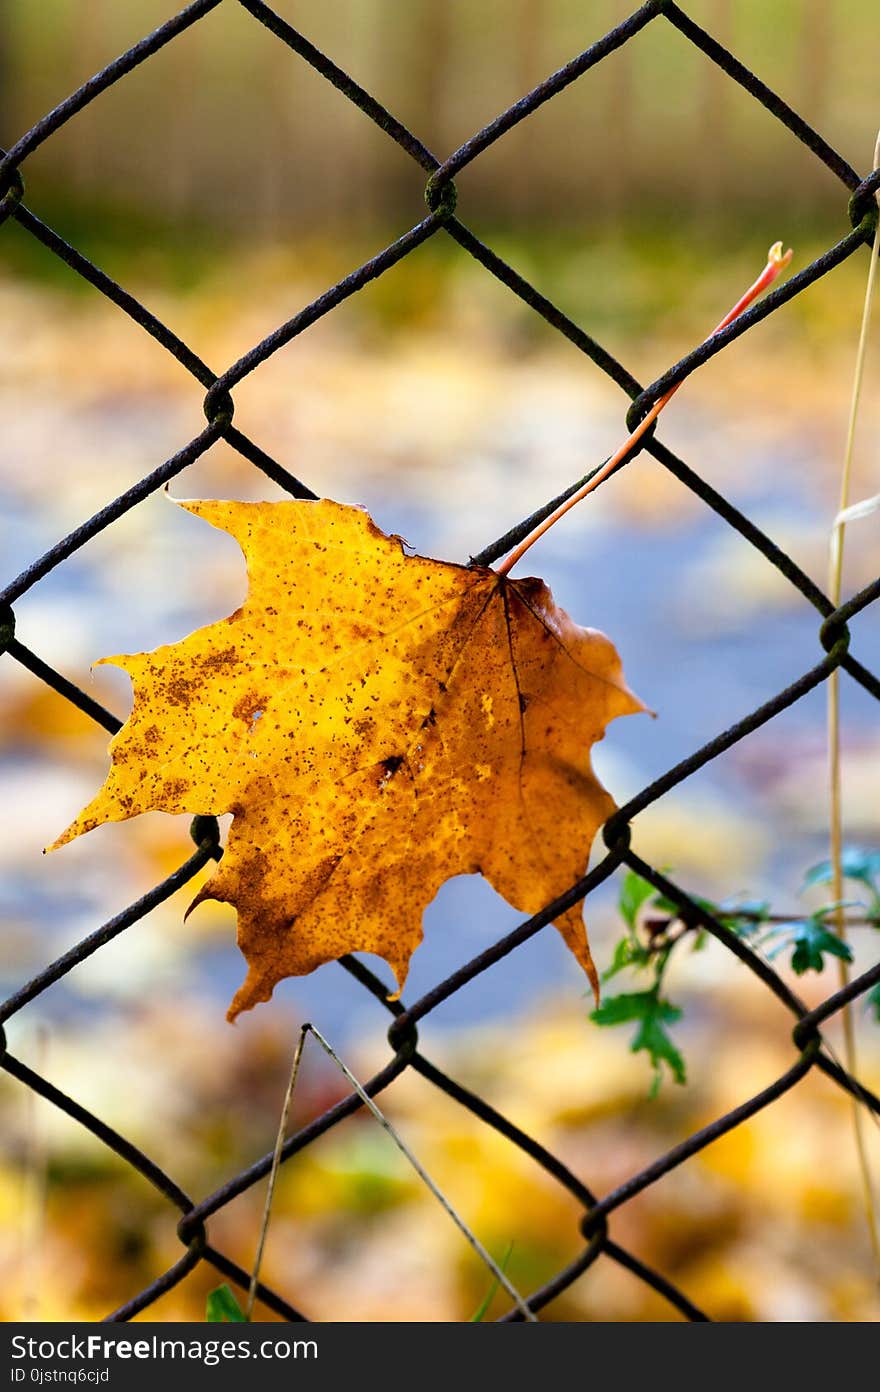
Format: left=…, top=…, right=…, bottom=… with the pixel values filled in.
left=232, top=692, right=268, bottom=726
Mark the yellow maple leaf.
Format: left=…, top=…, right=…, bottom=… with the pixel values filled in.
left=50, top=499, right=645, bottom=1019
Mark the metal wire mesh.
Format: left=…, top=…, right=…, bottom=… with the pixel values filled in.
left=2, top=0, right=880, bottom=1323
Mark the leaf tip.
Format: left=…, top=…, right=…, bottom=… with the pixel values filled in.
left=45, top=815, right=89, bottom=854
left=183, top=883, right=209, bottom=923
left=768, top=239, right=793, bottom=271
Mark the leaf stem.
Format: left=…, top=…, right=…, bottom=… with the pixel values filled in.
left=495, top=242, right=792, bottom=578
left=827, top=131, right=880, bottom=1280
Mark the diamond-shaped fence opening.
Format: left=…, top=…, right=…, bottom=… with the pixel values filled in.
left=1, top=0, right=880, bottom=1322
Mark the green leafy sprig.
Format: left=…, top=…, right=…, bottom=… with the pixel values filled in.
left=205, top=1284, right=248, bottom=1322
left=593, top=851, right=880, bottom=1095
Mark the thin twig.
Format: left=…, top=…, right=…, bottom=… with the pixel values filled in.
left=643, top=912, right=880, bottom=934
left=247, top=1022, right=538, bottom=1322
left=826, top=130, right=880, bottom=1279
left=495, top=241, right=792, bottom=577
left=245, top=1026, right=308, bottom=1320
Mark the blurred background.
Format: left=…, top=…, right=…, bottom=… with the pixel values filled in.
left=2, top=0, right=880, bottom=1321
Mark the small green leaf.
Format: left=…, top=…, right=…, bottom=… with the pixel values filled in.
left=591, top=990, right=686, bottom=1091
left=618, top=871, right=657, bottom=930
left=866, top=983, right=880, bottom=1023
left=592, top=991, right=657, bottom=1026
left=469, top=1241, right=514, bottom=1322
left=636, top=1012, right=687, bottom=1097
left=650, top=894, right=682, bottom=918
left=803, top=847, right=880, bottom=893
left=206, top=1284, right=247, bottom=1323
left=813, top=899, right=861, bottom=921
left=802, top=863, right=832, bottom=891
left=716, top=898, right=770, bottom=937
left=719, top=897, right=770, bottom=919
left=773, top=917, right=854, bottom=975
left=602, top=935, right=652, bottom=982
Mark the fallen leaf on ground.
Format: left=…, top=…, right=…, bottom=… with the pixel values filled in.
left=50, top=499, right=644, bottom=1019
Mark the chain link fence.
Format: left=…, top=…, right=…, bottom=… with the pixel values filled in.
left=2, top=0, right=880, bottom=1323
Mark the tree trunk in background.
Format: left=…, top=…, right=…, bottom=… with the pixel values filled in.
left=258, top=25, right=296, bottom=239
left=799, top=0, right=832, bottom=211
left=409, top=0, right=452, bottom=153
left=163, top=8, right=205, bottom=223
left=696, top=0, right=732, bottom=220
left=0, top=3, right=11, bottom=149
left=604, top=0, right=635, bottom=221
left=67, top=0, right=103, bottom=198
left=0, top=0, right=872, bottom=234
left=800, top=0, right=831, bottom=123
left=364, top=0, right=453, bottom=224
left=510, top=0, right=546, bottom=219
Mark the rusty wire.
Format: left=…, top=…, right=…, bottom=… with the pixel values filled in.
left=2, top=0, right=880, bottom=1323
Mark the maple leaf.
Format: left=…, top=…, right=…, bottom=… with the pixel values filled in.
left=50, top=499, right=645, bottom=1019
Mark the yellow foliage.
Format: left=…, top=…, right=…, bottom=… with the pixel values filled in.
left=51, top=499, right=643, bottom=1019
